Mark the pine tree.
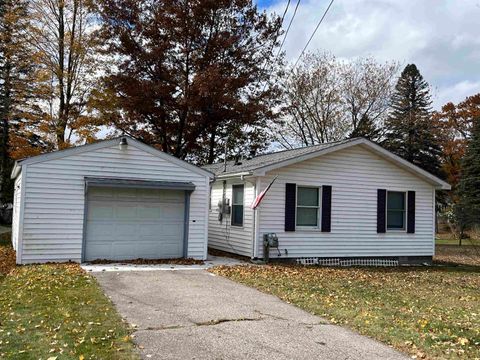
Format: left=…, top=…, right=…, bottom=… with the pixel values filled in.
left=349, top=114, right=381, bottom=140
left=384, top=64, right=443, bottom=177
left=455, top=117, right=480, bottom=236
left=0, top=0, right=35, bottom=203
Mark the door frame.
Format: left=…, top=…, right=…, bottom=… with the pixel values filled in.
left=81, top=177, right=195, bottom=263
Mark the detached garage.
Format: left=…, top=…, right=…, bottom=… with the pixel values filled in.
left=11, top=136, right=213, bottom=264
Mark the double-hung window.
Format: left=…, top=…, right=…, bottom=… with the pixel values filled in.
left=387, top=191, right=406, bottom=230
left=296, top=186, right=320, bottom=228
left=231, top=184, right=244, bottom=227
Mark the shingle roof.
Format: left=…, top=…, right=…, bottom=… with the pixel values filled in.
left=202, top=138, right=357, bottom=176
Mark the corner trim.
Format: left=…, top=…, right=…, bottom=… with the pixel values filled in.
left=184, top=191, right=192, bottom=258
left=16, top=165, right=27, bottom=265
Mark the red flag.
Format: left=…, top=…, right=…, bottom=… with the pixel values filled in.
left=251, top=176, right=277, bottom=209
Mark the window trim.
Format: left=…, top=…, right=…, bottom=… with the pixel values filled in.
left=295, top=185, right=321, bottom=229
left=231, top=184, right=244, bottom=227
left=386, top=190, right=407, bottom=232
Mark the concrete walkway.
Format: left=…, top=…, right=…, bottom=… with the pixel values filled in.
left=82, top=255, right=246, bottom=272
left=94, top=270, right=409, bottom=360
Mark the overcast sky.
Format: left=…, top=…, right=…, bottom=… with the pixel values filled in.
left=257, top=0, right=480, bottom=110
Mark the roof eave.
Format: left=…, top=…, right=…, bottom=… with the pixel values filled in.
left=251, top=138, right=450, bottom=190
left=215, top=171, right=253, bottom=179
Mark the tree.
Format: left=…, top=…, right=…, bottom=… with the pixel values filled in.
left=434, top=93, right=480, bottom=189
left=275, top=52, right=346, bottom=148
left=26, top=0, right=102, bottom=149
left=0, top=0, right=39, bottom=203
left=341, top=57, right=399, bottom=140
left=275, top=52, right=398, bottom=148
left=94, top=0, right=283, bottom=164
left=454, top=117, right=480, bottom=240
left=383, top=64, right=442, bottom=177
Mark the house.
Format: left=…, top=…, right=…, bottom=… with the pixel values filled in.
left=11, top=136, right=213, bottom=265
left=204, top=138, right=450, bottom=265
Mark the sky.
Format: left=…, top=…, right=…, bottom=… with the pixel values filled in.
left=256, top=0, right=480, bottom=110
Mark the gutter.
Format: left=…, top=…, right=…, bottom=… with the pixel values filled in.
left=215, top=171, right=253, bottom=180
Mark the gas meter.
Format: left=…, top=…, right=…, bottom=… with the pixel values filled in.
left=263, top=233, right=279, bottom=263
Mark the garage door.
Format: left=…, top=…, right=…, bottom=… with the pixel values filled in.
left=85, top=187, right=185, bottom=261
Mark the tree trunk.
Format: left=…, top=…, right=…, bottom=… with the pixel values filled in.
left=56, top=1, right=66, bottom=148
left=207, top=126, right=217, bottom=164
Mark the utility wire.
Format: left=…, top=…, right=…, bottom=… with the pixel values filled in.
left=275, top=0, right=301, bottom=59
left=258, top=0, right=291, bottom=84
left=290, top=0, right=335, bottom=73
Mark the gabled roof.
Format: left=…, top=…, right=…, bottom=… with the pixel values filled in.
left=203, top=137, right=451, bottom=190
left=11, top=136, right=214, bottom=179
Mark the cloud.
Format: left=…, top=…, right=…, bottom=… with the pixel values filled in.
left=262, top=0, right=480, bottom=109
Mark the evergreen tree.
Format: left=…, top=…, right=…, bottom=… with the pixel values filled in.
left=455, top=117, right=480, bottom=235
left=0, top=0, right=34, bottom=203
left=349, top=114, right=381, bottom=140
left=384, top=64, right=443, bottom=177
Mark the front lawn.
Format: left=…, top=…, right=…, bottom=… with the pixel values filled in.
left=0, top=234, right=139, bottom=359
left=211, top=264, right=480, bottom=359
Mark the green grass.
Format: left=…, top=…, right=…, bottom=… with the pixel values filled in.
left=436, top=237, right=480, bottom=246
left=211, top=264, right=480, bottom=359
left=0, top=235, right=139, bottom=359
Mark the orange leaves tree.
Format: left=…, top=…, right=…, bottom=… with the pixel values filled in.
left=433, top=94, right=480, bottom=191
left=26, top=0, right=104, bottom=150
left=94, top=0, right=283, bottom=164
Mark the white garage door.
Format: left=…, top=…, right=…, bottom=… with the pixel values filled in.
left=85, top=187, right=185, bottom=261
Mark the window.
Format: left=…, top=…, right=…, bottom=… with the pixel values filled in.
left=296, top=186, right=320, bottom=227
left=387, top=191, right=406, bottom=230
left=231, top=184, right=244, bottom=226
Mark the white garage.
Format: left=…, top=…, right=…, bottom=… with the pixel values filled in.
left=11, top=136, right=213, bottom=264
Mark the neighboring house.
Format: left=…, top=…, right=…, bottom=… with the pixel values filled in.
left=204, top=138, right=450, bottom=265
left=11, top=136, right=213, bottom=265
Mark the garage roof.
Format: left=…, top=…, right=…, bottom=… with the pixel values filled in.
left=11, top=136, right=214, bottom=180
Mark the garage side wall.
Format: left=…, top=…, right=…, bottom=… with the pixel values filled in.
left=20, top=144, right=209, bottom=263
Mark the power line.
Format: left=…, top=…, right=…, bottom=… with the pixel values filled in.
left=291, top=0, right=335, bottom=72
left=276, top=0, right=301, bottom=59
left=258, top=0, right=291, bottom=81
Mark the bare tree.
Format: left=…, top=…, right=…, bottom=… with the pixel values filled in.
left=275, top=52, right=399, bottom=148
left=341, top=57, right=399, bottom=139
left=276, top=52, right=348, bottom=148
left=27, top=0, right=101, bottom=149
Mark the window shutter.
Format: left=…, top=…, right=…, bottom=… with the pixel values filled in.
left=285, top=183, right=296, bottom=231
left=377, top=189, right=386, bottom=233
left=407, top=191, right=415, bottom=233
left=321, top=185, right=332, bottom=232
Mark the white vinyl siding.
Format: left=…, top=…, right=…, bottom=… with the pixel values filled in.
left=208, top=179, right=255, bottom=257
left=11, top=172, right=22, bottom=251
left=18, top=143, right=209, bottom=264
left=256, top=144, right=435, bottom=259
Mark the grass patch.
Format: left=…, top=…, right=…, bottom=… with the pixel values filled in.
left=0, top=234, right=139, bottom=359
left=211, top=264, right=480, bottom=359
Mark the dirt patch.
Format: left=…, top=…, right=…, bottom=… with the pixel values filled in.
left=434, top=245, right=480, bottom=266
left=0, top=246, right=16, bottom=276
left=88, top=257, right=204, bottom=265
left=208, top=247, right=251, bottom=262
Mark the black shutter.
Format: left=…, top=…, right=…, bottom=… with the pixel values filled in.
left=321, top=185, right=332, bottom=232
left=285, top=183, right=296, bottom=231
left=407, top=191, right=415, bottom=233
left=377, top=189, right=386, bottom=233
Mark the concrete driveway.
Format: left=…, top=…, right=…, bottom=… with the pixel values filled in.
left=94, top=270, right=409, bottom=360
